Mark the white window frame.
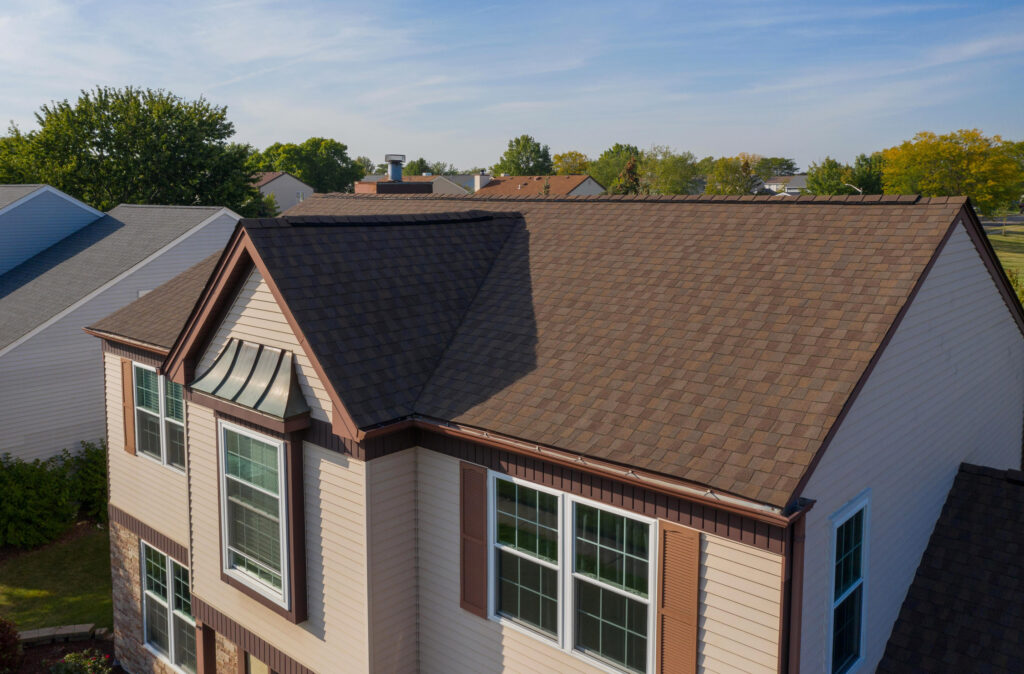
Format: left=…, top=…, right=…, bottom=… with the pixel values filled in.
left=827, top=489, right=870, bottom=674
left=217, top=419, right=290, bottom=609
left=487, top=471, right=658, bottom=674
left=132, top=362, right=186, bottom=472
left=140, top=542, right=195, bottom=674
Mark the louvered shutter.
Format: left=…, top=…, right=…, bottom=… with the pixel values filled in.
left=459, top=461, right=488, bottom=618
left=121, top=359, right=136, bottom=454
left=658, top=520, right=700, bottom=674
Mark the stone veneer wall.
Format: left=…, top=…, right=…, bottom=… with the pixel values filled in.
left=216, top=632, right=239, bottom=673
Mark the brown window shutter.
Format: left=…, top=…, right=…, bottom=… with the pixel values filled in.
left=657, top=520, right=699, bottom=674
left=121, top=359, right=136, bottom=454
left=459, top=461, right=488, bottom=618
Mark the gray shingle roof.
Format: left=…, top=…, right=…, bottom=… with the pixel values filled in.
left=0, top=184, right=44, bottom=209
left=0, top=204, right=224, bottom=350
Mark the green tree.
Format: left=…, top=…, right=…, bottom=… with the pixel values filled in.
left=589, top=143, right=640, bottom=191
left=882, top=129, right=1024, bottom=216
left=805, top=157, right=857, bottom=195
left=0, top=86, right=259, bottom=212
left=753, top=157, right=798, bottom=180
left=704, top=155, right=761, bottom=195
left=403, top=157, right=431, bottom=176
left=610, top=155, right=646, bottom=195
left=846, top=153, right=884, bottom=194
left=642, top=146, right=703, bottom=194
left=552, top=150, right=591, bottom=175
left=354, top=155, right=375, bottom=177
left=492, top=135, right=553, bottom=175
left=251, top=137, right=363, bottom=193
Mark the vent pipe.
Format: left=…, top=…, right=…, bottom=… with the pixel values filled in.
left=384, top=154, right=405, bottom=182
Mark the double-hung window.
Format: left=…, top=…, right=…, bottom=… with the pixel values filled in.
left=133, top=363, right=185, bottom=469
left=830, top=493, right=869, bottom=674
left=491, top=474, right=655, bottom=673
left=142, top=543, right=196, bottom=673
left=218, top=421, right=288, bottom=606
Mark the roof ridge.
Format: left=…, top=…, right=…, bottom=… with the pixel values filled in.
left=307, top=193, right=965, bottom=206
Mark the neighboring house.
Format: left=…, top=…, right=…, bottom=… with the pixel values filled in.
left=0, top=184, right=104, bottom=275
left=764, top=174, right=807, bottom=195
left=471, top=174, right=605, bottom=197
left=255, top=172, right=314, bottom=213
left=91, top=193, right=1024, bottom=674
left=0, top=201, right=239, bottom=461
left=359, top=174, right=469, bottom=194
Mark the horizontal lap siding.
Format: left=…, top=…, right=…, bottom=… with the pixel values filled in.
left=0, top=190, right=98, bottom=275
left=196, top=269, right=332, bottom=422
left=698, top=535, right=782, bottom=674
left=187, top=402, right=370, bottom=673
left=800, top=224, right=1024, bottom=672
left=104, top=352, right=190, bottom=546
left=367, top=450, right=419, bottom=671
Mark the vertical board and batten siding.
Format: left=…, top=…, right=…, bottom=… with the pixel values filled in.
left=799, top=223, right=1024, bottom=672
left=0, top=189, right=100, bottom=275
left=196, top=269, right=332, bottom=422
left=187, top=402, right=370, bottom=673
left=0, top=212, right=237, bottom=461
left=417, top=448, right=783, bottom=673
left=366, top=449, right=419, bottom=671
left=103, top=351, right=190, bottom=547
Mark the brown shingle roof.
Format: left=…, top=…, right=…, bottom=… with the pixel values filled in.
left=878, top=463, right=1024, bottom=672
left=273, top=193, right=977, bottom=506
left=254, top=171, right=286, bottom=188
left=88, top=253, right=220, bottom=351
left=472, top=175, right=596, bottom=196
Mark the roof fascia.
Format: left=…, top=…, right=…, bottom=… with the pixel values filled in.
left=82, top=327, right=170, bottom=356
left=0, top=185, right=103, bottom=220
left=789, top=212, right=977, bottom=508
left=0, top=207, right=235, bottom=360
left=242, top=237, right=363, bottom=440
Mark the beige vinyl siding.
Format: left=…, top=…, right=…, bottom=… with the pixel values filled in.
left=799, top=223, right=1024, bottom=672
left=699, top=535, right=782, bottom=673
left=196, top=269, right=332, bottom=422
left=416, top=448, right=782, bottom=673
left=103, top=352, right=190, bottom=547
left=187, top=402, right=370, bottom=673
left=366, top=449, right=419, bottom=671
left=0, top=211, right=236, bottom=461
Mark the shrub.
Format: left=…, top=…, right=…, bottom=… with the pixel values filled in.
left=68, top=441, right=108, bottom=524
left=0, top=453, right=76, bottom=548
left=1006, top=267, right=1024, bottom=306
left=48, top=649, right=113, bottom=674
left=0, top=617, right=21, bottom=674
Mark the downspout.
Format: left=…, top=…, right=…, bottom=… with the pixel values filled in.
left=778, top=502, right=811, bottom=673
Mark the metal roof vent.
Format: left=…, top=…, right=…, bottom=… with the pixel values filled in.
left=384, top=154, right=405, bottom=182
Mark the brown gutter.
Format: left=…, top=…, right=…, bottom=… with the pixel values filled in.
left=82, top=327, right=170, bottom=356
left=403, top=415, right=803, bottom=527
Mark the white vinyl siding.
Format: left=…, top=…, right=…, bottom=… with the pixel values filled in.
left=799, top=223, right=1024, bottom=672
left=0, top=211, right=236, bottom=462
left=196, top=269, right=332, bottom=422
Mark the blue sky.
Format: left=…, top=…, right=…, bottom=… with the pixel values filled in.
left=1, top=0, right=1022, bottom=171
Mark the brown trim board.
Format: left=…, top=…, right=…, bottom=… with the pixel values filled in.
left=192, top=596, right=314, bottom=674
left=187, top=389, right=310, bottom=434
left=958, top=204, right=1024, bottom=338
left=108, top=504, right=188, bottom=564
left=101, top=338, right=164, bottom=368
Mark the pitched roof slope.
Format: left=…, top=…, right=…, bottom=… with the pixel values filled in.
left=244, top=212, right=517, bottom=424
left=277, top=194, right=977, bottom=506
left=472, top=175, right=595, bottom=197
left=254, top=171, right=286, bottom=188
left=0, top=205, right=223, bottom=350
left=0, top=184, right=44, bottom=209
left=878, top=464, right=1024, bottom=672
left=88, top=253, right=221, bottom=352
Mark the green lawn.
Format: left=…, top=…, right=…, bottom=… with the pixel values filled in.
left=0, top=524, right=112, bottom=631
left=986, top=224, right=1024, bottom=276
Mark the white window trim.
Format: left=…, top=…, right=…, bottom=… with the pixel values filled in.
left=486, top=471, right=658, bottom=674
left=827, top=489, right=871, bottom=674
left=140, top=542, right=195, bottom=674
left=217, top=420, right=291, bottom=609
left=132, top=362, right=186, bottom=472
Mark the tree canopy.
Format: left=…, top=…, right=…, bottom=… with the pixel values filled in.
left=882, top=129, right=1024, bottom=216
left=588, top=143, right=640, bottom=191
left=249, top=137, right=363, bottom=193
left=401, top=157, right=458, bottom=176
left=805, top=157, right=859, bottom=195
left=641, top=146, right=704, bottom=195
left=491, top=135, right=553, bottom=175
left=753, top=157, right=798, bottom=180
left=704, top=155, right=762, bottom=195
left=0, top=86, right=260, bottom=213
left=552, top=151, right=591, bottom=175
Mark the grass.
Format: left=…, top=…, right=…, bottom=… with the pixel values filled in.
left=0, top=523, right=112, bottom=631
left=986, top=223, right=1024, bottom=277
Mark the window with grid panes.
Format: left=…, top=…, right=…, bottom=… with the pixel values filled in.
left=220, top=423, right=287, bottom=600
left=490, top=476, right=653, bottom=673
left=133, top=364, right=186, bottom=470
left=142, top=543, right=196, bottom=673
left=832, top=507, right=865, bottom=673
